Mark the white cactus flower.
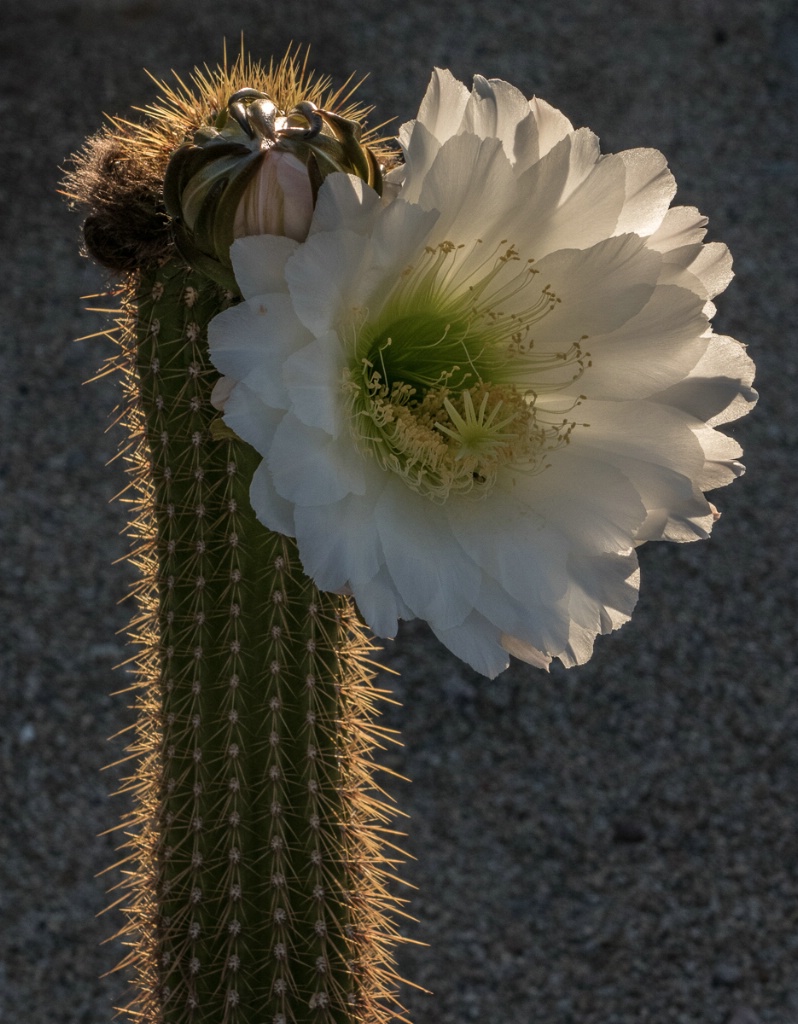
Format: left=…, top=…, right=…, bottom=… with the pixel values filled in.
left=208, top=69, right=756, bottom=677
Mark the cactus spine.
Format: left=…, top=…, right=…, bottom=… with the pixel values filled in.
left=65, top=50, right=410, bottom=1024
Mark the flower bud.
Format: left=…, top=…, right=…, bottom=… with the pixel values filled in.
left=232, top=149, right=313, bottom=241
left=164, top=89, right=383, bottom=291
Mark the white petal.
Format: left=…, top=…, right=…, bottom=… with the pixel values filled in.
left=364, top=198, right=441, bottom=307
left=519, top=451, right=646, bottom=558
left=223, top=381, right=282, bottom=458
left=293, top=490, right=385, bottom=593
left=615, top=148, right=676, bottom=237
left=647, top=205, right=708, bottom=252
left=528, top=137, right=631, bottom=244
left=548, top=128, right=602, bottom=204
left=653, top=334, right=757, bottom=426
left=508, top=132, right=643, bottom=257
left=389, top=68, right=472, bottom=199
left=209, top=293, right=311, bottom=409
left=511, top=110, right=546, bottom=172
left=208, top=300, right=271, bottom=382
left=687, top=241, right=734, bottom=299
left=500, top=634, right=552, bottom=671
left=447, top=489, right=568, bottom=640
left=353, top=565, right=416, bottom=638
left=375, top=480, right=481, bottom=630
left=447, top=455, right=644, bottom=662
left=519, top=155, right=627, bottom=255
left=282, top=332, right=346, bottom=437
left=529, top=96, right=574, bottom=158
left=210, top=374, right=235, bottom=411
left=285, top=227, right=371, bottom=335
left=568, top=284, right=709, bottom=401
left=568, top=399, right=708, bottom=490
left=229, top=234, right=299, bottom=298
left=387, top=121, right=440, bottom=204
left=557, top=567, right=640, bottom=667
left=415, top=133, right=516, bottom=240
left=462, top=76, right=535, bottom=157
left=309, top=173, right=383, bottom=237
left=509, top=95, right=576, bottom=174
left=542, top=546, right=640, bottom=666
left=462, top=466, right=641, bottom=663
left=414, top=67, right=471, bottom=144
left=529, top=234, right=660, bottom=342
left=691, top=424, right=745, bottom=490
left=269, top=412, right=366, bottom=505
left=432, top=611, right=512, bottom=679
left=249, top=459, right=296, bottom=537
left=564, top=398, right=722, bottom=541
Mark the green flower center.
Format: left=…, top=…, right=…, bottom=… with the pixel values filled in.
left=343, top=240, right=588, bottom=501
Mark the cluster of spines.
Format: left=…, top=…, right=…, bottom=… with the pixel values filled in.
left=98, top=259, right=412, bottom=1024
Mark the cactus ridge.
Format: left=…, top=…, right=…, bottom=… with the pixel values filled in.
left=98, top=260, right=413, bottom=1024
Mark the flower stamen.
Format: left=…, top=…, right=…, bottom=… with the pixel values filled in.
left=344, top=236, right=588, bottom=500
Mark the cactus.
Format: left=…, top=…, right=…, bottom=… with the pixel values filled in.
left=64, top=49, right=410, bottom=1024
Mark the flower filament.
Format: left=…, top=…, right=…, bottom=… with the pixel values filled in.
left=344, top=239, right=589, bottom=501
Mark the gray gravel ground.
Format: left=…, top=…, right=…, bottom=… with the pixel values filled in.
left=2, top=0, right=797, bottom=1022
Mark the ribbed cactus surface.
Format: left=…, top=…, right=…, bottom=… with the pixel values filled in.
left=106, top=259, right=406, bottom=1023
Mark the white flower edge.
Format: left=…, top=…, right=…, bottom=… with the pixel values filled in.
left=209, top=70, right=756, bottom=678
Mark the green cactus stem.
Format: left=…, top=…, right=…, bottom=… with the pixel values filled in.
left=63, top=48, right=411, bottom=1024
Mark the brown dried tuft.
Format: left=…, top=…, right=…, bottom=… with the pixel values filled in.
left=63, top=129, right=171, bottom=272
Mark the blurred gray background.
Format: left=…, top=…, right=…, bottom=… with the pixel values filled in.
left=2, top=0, right=797, bottom=1022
